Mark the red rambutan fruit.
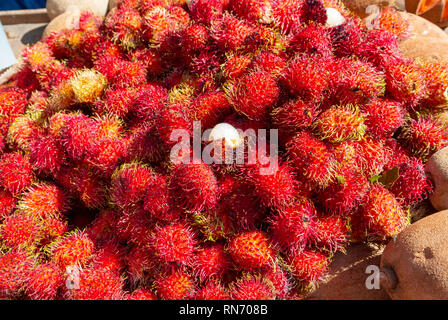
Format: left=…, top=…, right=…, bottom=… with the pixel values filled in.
left=251, top=50, right=286, bottom=77
left=0, top=87, right=27, bottom=117
left=194, top=244, right=231, bottom=282
left=226, top=71, right=280, bottom=121
left=0, top=189, right=16, bottom=218
left=188, top=91, right=231, bottom=130
left=289, top=24, right=332, bottom=57
left=169, top=162, right=218, bottom=212
left=318, top=169, right=369, bottom=216
left=299, top=0, right=328, bottom=25
left=272, top=98, right=318, bottom=135
left=65, top=266, right=124, bottom=300
left=420, top=62, right=448, bottom=109
left=286, top=130, right=335, bottom=187
left=361, top=184, right=409, bottom=239
left=356, top=29, right=401, bottom=69
left=281, top=54, right=331, bottom=102
left=0, top=250, right=34, bottom=296
left=378, top=7, right=410, bottom=40
left=110, top=163, right=156, bottom=209
left=312, top=215, right=349, bottom=252
left=261, top=265, right=291, bottom=299
left=181, top=24, right=210, bottom=54
left=222, top=54, right=252, bottom=80
left=0, top=214, right=41, bottom=249
left=41, top=217, right=68, bottom=241
left=189, top=0, right=227, bottom=25
left=88, top=137, right=127, bottom=177
left=195, top=281, right=230, bottom=300
left=229, top=0, right=273, bottom=23
left=126, top=245, right=157, bottom=284
left=151, top=223, right=196, bottom=266
left=287, top=248, right=329, bottom=284
left=269, top=196, right=317, bottom=250
left=125, top=122, right=167, bottom=164
left=51, top=231, right=94, bottom=267
left=29, top=134, right=65, bottom=175
left=133, top=83, right=168, bottom=122
left=383, top=137, right=410, bottom=170
left=387, top=158, right=433, bottom=206
left=105, top=6, right=143, bottom=50
left=230, top=274, right=275, bottom=300
left=398, top=117, right=448, bottom=160
left=353, top=136, right=386, bottom=176
left=313, top=105, right=366, bottom=143
left=246, top=161, right=299, bottom=209
left=59, top=113, right=96, bottom=162
left=385, top=60, right=428, bottom=108
left=156, top=103, right=193, bottom=148
left=361, top=99, right=404, bottom=139
left=190, top=207, right=237, bottom=241
left=21, top=42, right=55, bottom=74
left=129, top=47, right=164, bottom=77
left=228, top=231, right=275, bottom=271
left=7, top=114, right=44, bottom=152
left=271, top=0, right=302, bottom=34
left=18, top=183, right=68, bottom=220
left=127, top=288, right=158, bottom=300
left=332, top=59, right=386, bottom=104
left=210, top=14, right=255, bottom=51
left=155, top=269, right=196, bottom=300
left=0, top=152, right=34, bottom=196
left=95, top=87, right=136, bottom=118
left=26, top=262, right=64, bottom=300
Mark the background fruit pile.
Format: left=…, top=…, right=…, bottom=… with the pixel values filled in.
left=0, top=0, right=447, bottom=300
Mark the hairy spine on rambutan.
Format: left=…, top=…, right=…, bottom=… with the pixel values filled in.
left=361, top=99, right=404, bottom=139
left=286, top=130, right=335, bottom=187
left=0, top=250, right=34, bottom=296
left=398, top=116, right=448, bottom=160
left=312, top=215, right=349, bottom=253
left=194, top=244, right=231, bottom=282
left=229, top=0, right=273, bottom=23
left=313, top=105, right=366, bottom=143
left=387, top=158, right=433, bottom=206
left=94, top=87, right=136, bottom=119
left=0, top=152, right=34, bottom=196
left=169, top=161, right=218, bottom=212
left=29, top=133, right=66, bottom=175
left=187, top=91, right=231, bottom=130
left=0, top=214, right=41, bottom=249
left=50, top=231, right=94, bottom=268
left=195, top=281, right=230, bottom=300
left=287, top=248, right=329, bottom=284
left=105, top=6, right=143, bottom=50
left=210, top=13, right=255, bottom=51
left=299, top=0, right=328, bottom=25
left=151, top=223, right=196, bottom=267
left=230, top=274, right=276, bottom=300
left=354, top=136, right=386, bottom=176
left=0, top=189, right=16, bottom=218
left=225, top=71, right=280, bottom=121
left=272, top=98, right=318, bottom=135
left=289, top=24, right=332, bottom=57
left=26, top=262, right=64, bottom=300
left=360, top=184, right=409, bottom=239
left=228, top=230, right=275, bottom=271
left=155, top=268, right=196, bottom=300
left=269, top=196, right=317, bottom=250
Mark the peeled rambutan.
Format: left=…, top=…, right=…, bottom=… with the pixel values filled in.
left=318, top=169, right=369, bottom=216
left=0, top=214, right=41, bottom=249
left=387, top=158, right=433, bottom=206
left=281, top=54, right=330, bottom=102
left=286, top=130, right=335, bottom=187
left=228, top=231, right=275, bottom=271
left=361, top=99, right=404, bottom=139
left=385, top=60, right=428, bottom=108
left=65, top=265, right=124, bottom=300
left=313, top=105, right=366, bottom=143
left=230, top=274, right=275, bottom=300
left=312, top=215, right=349, bottom=253
left=360, top=184, right=409, bottom=239
left=0, top=189, right=16, bottom=218
left=169, top=162, right=218, bottom=212
left=0, top=152, right=34, bottom=196
left=287, top=248, right=329, bottom=284
left=226, top=71, right=280, bottom=121
left=51, top=231, right=94, bottom=268
left=110, top=163, right=156, bottom=209
left=269, top=196, right=317, bottom=250
left=151, top=223, right=196, bottom=266
left=18, top=183, right=68, bottom=220
left=194, top=244, right=231, bottom=282
left=195, top=281, right=230, bottom=300
left=26, top=262, right=64, bottom=300
left=398, top=116, right=448, bottom=160
left=0, top=249, right=34, bottom=296
left=155, top=269, right=196, bottom=300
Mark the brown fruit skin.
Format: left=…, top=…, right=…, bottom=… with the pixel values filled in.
left=380, top=210, right=448, bottom=299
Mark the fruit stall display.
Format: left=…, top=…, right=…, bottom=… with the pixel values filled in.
left=0, top=0, right=447, bottom=300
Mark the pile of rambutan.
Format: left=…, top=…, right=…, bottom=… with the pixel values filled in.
left=0, top=0, right=446, bottom=300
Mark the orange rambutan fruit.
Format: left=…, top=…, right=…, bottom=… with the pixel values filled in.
left=51, top=231, right=95, bottom=267
left=361, top=99, right=404, bottom=139
left=228, top=230, right=275, bottom=271
left=0, top=87, right=27, bottom=117
left=222, top=54, right=252, bottom=80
